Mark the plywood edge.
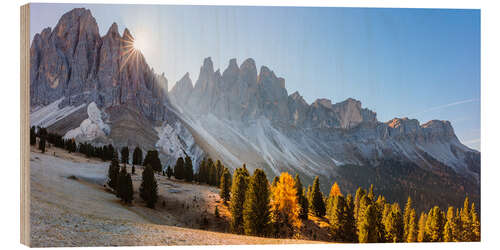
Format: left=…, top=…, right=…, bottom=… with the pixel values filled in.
left=20, top=3, right=30, bottom=247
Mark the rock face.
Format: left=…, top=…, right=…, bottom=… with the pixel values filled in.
left=30, top=8, right=168, bottom=122
left=30, top=8, right=202, bottom=167
left=169, top=57, right=480, bottom=189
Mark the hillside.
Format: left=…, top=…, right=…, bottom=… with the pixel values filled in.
left=29, top=146, right=327, bottom=247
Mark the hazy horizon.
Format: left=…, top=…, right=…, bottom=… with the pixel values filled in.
left=30, top=3, right=481, bottom=150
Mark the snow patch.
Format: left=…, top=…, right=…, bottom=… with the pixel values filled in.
left=30, top=98, right=86, bottom=127
left=155, top=121, right=204, bottom=170
left=64, top=102, right=110, bottom=140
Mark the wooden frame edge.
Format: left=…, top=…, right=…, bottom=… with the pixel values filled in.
left=20, top=3, right=30, bottom=247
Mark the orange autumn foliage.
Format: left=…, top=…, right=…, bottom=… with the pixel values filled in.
left=270, top=172, right=302, bottom=229
left=330, top=182, right=342, bottom=197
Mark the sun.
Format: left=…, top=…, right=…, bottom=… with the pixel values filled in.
left=133, top=36, right=147, bottom=53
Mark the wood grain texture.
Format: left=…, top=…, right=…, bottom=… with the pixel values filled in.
left=20, top=3, right=30, bottom=246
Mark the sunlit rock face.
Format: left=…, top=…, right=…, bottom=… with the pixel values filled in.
left=30, top=8, right=168, bottom=121
left=169, top=56, right=480, bottom=182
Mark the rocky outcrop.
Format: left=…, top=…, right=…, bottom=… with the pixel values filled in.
left=30, top=8, right=168, bottom=122
left=169, top=57, right=480, bottom=180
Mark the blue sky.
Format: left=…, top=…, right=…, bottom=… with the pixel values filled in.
left=30, top=3, right=481, bottom=150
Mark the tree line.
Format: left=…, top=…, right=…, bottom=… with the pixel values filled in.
left=222, top=166, right=480, bottom=242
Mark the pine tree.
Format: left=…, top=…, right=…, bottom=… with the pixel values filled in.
left=166, top=165, right=173, bottom=179
left=425, top=206, right=445, bottom=242
left=444, top=220, right=453, bottom=242
left=403, top=197, right=413, bottom=240
left=174, top=157, right=185, bottom=180
left=208, top=158, right=216, bottom=186
left=384, top=203, right=404, bottom=242
left=30, top=126, right=36, bottom=145
left=328, top=194, right=348, bottom=241
left=270, top=172, right=301, bottom=235
left=184, top=156, right=194, bottom=182
left=230, top=166, right=250, bottom=234
left=358, top=204, right=378, bottom=243
left=243, top=169, right=271, bottom=236
left=121, top=146, right=129, bottom=164
left=132, top=165, right=135, bottom=175
left=470, top=202, right=480, bottom=241
left=117, top=166, right=128, bottom=199
left=344, top=194, right=357, bottom=242
left=38, top=129, right=46, bottom=153
left=354, top=187, right=366, bottom=222
left=310, top=176, right=326, bottom=217
left=220, top=168, right=231, bottom=204
left=327, top=182, right=342, bottom=213
left=460, top=197, right=473, bottom=241
left=445, top=206, right=457, bottom=242
left=143, top=150, right=162, bottom=172
left=417, top=212, right=427, bottom=242
left=407, top=209, right=417, bottom=242
left=293, top=174, right=308, bottom=220
left=107, top=157, right=120, bottom=191
left=139, top=164, right=158, bottom=209
left=215, top=160, right=224, bottom=186
left=132, top=146, right=143, bottom=165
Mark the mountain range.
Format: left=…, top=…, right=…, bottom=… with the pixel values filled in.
left=29, top=8, right=480, bottom=211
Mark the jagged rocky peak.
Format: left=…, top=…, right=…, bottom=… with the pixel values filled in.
left=30, top=7, right=170, bottom=121
left=422, top=120, right=456, bottom=137
left=289, top=91, right=308, bottom=105
left=240, top=58, right=258, bottom=79
left=105, top=22, right=120, bottom=37
left=313, top=98, right=334, bottom=109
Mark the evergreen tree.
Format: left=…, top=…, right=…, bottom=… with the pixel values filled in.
left=139, top=164, right=158, bottom=208
left=407, top=209, right=417, bottom=242
left=293, top=174, right=309, bottom=220
left=460, top=197, right=473, bottom=241
left=132, top=165, right=135, bottom=175
left=117, top=166, right=128, bottom=199
left=143, top=150, right=162, bottom=172
left=107, top=157, right=120, bottom=191
left=30, top=126, right=36, bottom=145
left=243, top=169, right=271, bottom=236
left=358, top=204, right=378, bottom=243
left=121, top=146, right=129, bottom=164
left=470, top=202, right=480, bottom=241
left=384, top=203, right=404, bottom=242
left=310, top=176, right=326, bottom=217
left=166, top=165, right=173, bottom=179
left=444, top=220, right=453, bottom=242
left=403, top=197, right=413, bottom=240
left=184, top=156, right=194, bottom=182
left=417, top=212, right=427, bottom=242
left=38, top=127, right=47, bottom=153
left=344, top=194, right=358, bottom=242
left=367, top=184, right=374, bottom=201
left=328, top=194, right=349, bottom=242
left=174, top=157, right=185, bottom=180
left=354, top=187, right=366, bottom=222
left=132, top=146, right=143, bottom=165
left=425, top=206, right=445, bottom=242
left=445, top=206, right=457, bottom=242
left=220, top=168, right=232, bottom=204
left=270, top=172, right=301, bottom=235
left=230, top=166, right=250, bottom=234
left=208, top=158, right=217, bottom=186
left=215, top=160, right=224, bottom=186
